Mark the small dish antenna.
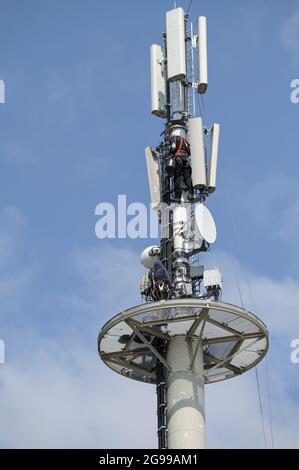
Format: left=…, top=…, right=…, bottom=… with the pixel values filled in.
left=140, top=245, right=161, bottom=269
left=194, top=203, right=217, bottom=244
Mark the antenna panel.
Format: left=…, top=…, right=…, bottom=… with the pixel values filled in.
left=208, top=123, right=220, bottom=193
left=145, top=147, right=160, bottom=210
left=197, top=16, right=208, bottom=94
left=150, top=44, right=167, bottom=117
left=188, top=117, right=207, bottom=188
left=166, top=7, right=186, bottom=81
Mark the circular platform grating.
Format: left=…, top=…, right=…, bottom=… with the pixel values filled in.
left=98, top=299, right=269, bottom=384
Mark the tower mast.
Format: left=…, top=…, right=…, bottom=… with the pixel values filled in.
left=98, top=6, right=269, bottom=450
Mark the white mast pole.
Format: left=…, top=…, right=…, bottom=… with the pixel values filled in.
left=165, top=8, right=206, bottom=449
left=166, top=335, right=205, bottom=449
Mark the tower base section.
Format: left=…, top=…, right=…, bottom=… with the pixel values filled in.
left=167, top=336, right=205, bottom=449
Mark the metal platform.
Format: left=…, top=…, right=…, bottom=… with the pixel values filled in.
left=98, top=299, right=269, bottom=384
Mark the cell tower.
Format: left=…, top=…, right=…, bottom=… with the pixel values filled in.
left=98, top=6, right=269, bottom=449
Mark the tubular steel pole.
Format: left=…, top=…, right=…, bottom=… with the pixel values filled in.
left=166, top=335, right=205, bottom=449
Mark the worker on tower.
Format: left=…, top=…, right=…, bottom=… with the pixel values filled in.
left=169, top=133, right=193, bottom=203
left=149, top=259, right=174, bottom=300
left=153, top=260, right=173, bottom=287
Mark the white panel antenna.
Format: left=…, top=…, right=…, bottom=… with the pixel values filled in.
left=145, top=147, right=160, bottom=210
left=150, top=44, right=167, bottom=117
left=188, top=117, right=207, bottom=188
left=166, top=8, right=186, bottom=81
left=208, top=123, right=220, bottom=193
left=197, top=16, right=208, bottom=94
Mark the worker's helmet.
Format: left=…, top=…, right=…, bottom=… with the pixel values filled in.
left=168, top=123, right=187, bottom=140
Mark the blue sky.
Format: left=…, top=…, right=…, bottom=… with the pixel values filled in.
left=0, top=0, right=299, bottom=448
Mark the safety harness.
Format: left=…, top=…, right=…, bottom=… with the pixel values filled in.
left=174, top=137, right=189, bottom=158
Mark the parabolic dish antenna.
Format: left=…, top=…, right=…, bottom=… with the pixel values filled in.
left=194, top=203, right=217, bottom=244
left=140, top=245, right=160, bottom=269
